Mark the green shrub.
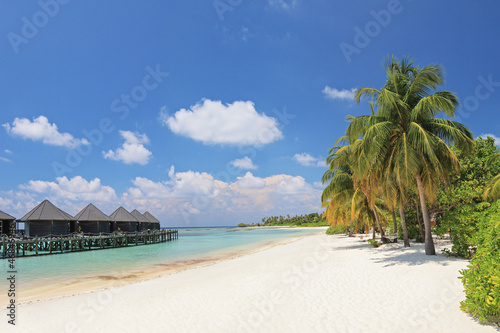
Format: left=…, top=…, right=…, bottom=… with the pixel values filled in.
left=396, top=222, right=423, bottom=242
left=459, top=201, right=500, bottom=324
left=438, top=201, right=491, bottom=258
left=367, top=239, right=379, bottom=248
left=325, top=225, right=345, bottom=235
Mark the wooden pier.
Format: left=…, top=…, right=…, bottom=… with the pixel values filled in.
left=0, top=229, right=178, bottom=259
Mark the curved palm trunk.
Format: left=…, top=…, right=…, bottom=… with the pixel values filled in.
left=391, top=209, right=397, bottom=242
left=372, top=221, right=376, bottom=239
left=415, top=203, right=425, bottom=242
left=415, top=175, right=436, bottom=255
left=372, top=207, right=385, bottom=240
left=399, top=202, right=410, bottom=248
left=349, top=220, right=353, bottom=237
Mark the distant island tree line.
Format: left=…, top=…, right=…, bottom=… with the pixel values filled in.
left=237, top=213, right=330, bottom=228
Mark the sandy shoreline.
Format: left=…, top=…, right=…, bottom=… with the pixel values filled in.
left=2, top=233, right=499, bottom=332
left=0, top=231, right=321, bottom=306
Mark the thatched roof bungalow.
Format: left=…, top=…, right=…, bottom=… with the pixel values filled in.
left=109, top=207, right=138, bottom=232
left=75, top=203, right=113, bottom=234
left=143, top=211, right=161, bottom=230
left=20, top=200, right=76, bottom=237
left=0, top=210, right=15, bottom=236
left=131, top=209, right=150, bottom=231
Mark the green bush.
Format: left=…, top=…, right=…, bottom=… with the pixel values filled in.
left=459, top=201, right=500, bottom=323
left=396, top=222, right=423, bottom=242
left=367, top=239, right=379, bottom=248
left=438, top=201, right=491, bottom=258
left=325, top=225, right=345, bottom=235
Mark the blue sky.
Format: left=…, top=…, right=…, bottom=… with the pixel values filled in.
left=1, top=0, right=499, bottom=227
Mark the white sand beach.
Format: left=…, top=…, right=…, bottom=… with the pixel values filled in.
left=2, top=233, right=498, bottom=333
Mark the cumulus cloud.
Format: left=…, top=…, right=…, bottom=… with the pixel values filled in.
left=2, top=168, right=321, bottom=227
left=20, top=176, right=118, bottom=202
left=103, top=131, right=152, bottom=165
left=123, top=168, right=321, bottom=225
left=231, top=156, right=257, bottom=170
left=322, top=86, right=356, bottom=101
left=3, top=115, right=89, bottom=148
left=268, top=0, right=298, bottom=10
left=163, top=99, right=283, bottom=146
left=293, top=153, right=326, bottom=167
left=478, top=134, right=500, bottom=146
left=235, top=172, right=266, bottom=189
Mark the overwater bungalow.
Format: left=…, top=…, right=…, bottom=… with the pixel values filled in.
left=0, top=210, right=15, bottom=236
left=109, top=207, right=139, bottom=232
left=131, top=209, right=150, bottom=231
left=143, top=211, right=161, bottom=230
left=74, top=203, right=113, bottom=234
left=20, top=199, right=76, bottom=237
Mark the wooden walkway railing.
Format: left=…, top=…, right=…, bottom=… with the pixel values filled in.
left=0, top=229, right=178, bottom=259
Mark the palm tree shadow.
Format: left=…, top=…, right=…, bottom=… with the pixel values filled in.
left=370, top=245, right=464, bottom=267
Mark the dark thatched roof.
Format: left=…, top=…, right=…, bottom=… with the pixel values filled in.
left=75, top=203, right=112, bottom=222
left=20, top=199, right=75, bottom=221
left=130, top=209, right=149, bottom=223
left=143, top=211, right=160, bottom=224
left=0, top=210, right=15, bottom=221
left=109, top=207, right=138, bottom=223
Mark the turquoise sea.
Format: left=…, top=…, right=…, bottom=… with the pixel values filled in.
left=1, top=227, right=322, bottom=292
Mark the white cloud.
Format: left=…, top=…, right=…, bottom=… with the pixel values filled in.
left=313, top=181, right=324, bottom=188
left=4, top=149, right=12, bottom=154
left=235, top=172, right=266, bottom=189
left=2, top=168, right=321, bottom=227
left=293, top=153, right=326, bottom=167
left=268, top=0, right=298, bottom=10
left=19, top=176, right=118, bottom=203
left=322, top=86, right=356, bottom=101
left=103, top=130, right=152, bottom=165
left=231, top=156, right=258, bottom=170
left=478, top=134, right=500, bottom=146
left=0, top=157, right=11, bottom=163
left=163, top=99, right=283, bottom=146
left=124, top=168, right=321, bottom=225
left=3, top=116, right=89, bottom=148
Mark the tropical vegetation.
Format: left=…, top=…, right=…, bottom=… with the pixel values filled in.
left=321, top=56, right=500, bottom=324
left=239, top=213, right=329, bottom=227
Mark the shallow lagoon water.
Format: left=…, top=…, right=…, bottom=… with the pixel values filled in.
left=1, top=227, right=322, bottom=290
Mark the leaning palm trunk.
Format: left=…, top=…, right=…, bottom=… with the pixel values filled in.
left=391, top=209, right=397, bottom=242
left=372, top=220, right=376, bottom=239
left=399, top=202, right=410, bottom=248
left=372, top=207, right=385, bottom=239
left=415, top=175, right=436, bottom=255
left=415, top=203, right=425, bottom=242
left=349, top=220, right=353, bottom=237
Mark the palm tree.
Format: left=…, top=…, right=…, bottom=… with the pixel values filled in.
left=322, top=137, right=387, bottom=239
left=484, top=174, right=500, bottom=201
left=349, top=56, right=474, bottom=255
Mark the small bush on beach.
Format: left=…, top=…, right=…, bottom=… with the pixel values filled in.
left=459, top=205, right=500, bottom=324
left=325, top=225, right=345, bottom=235
left=367, top=239, right=379, bottom=248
